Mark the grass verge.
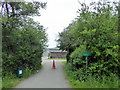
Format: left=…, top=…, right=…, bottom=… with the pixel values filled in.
left=64, top=64, right=119, bottom=88
left=0, top=76, right=2, bottom=89
left=2, top=75, right=24, bottom=88
left=47, top=58, right=66, bottom=60
left=61, top=61, right=67, bottom=64
left=0, top=67, right=2, bottom=89
left=2, top=65, right=43, bottom=88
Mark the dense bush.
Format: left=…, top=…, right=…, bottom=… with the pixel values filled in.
left=65, top=63, right=119, bottom=88
left=57, top=0, right=119, bottom=79
left=2, top=17, right=47, bottom=76
left=1, top=2, right=47, bottom=76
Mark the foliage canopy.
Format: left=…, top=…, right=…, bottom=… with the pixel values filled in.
left=57, top=1, right=119, bottom=77
left=1, top=2, right=47, bottom=76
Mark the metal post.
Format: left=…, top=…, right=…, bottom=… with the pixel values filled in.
left=86, top=56, right=88, bottom=70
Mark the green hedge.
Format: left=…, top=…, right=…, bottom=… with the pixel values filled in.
left=57, top=1, right=119, bottom=78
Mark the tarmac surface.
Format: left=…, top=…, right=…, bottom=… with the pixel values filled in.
left=16, top=57, right=70, bottom=88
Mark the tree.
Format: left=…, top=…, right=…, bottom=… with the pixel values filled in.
left=57, top=1, right=119, bottom=77
left=1, top=1, right=47, bottom=76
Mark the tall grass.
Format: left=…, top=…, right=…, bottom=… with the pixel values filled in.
left=2, top=65, right=42, bottom=88
left=64, top=63, right=119, bottom=88
left=0, top=76, right=2, bottom=89
left=2, top=74, right=23, bottom=88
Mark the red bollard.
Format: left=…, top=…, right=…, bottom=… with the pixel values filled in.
left=52, top=60, right=56, bottom=69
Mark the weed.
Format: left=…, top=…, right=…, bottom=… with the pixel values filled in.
left=64, top=64, right=119, bottom=88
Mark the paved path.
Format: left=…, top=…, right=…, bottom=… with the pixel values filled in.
left=16, top=58, right=70, bottom=88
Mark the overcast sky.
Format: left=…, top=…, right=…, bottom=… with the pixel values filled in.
left=32, top=0, right=117, bottom=48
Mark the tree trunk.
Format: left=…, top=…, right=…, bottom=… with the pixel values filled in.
left=5, top=2, right=9, bottom=17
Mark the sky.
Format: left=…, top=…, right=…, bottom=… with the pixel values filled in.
left=32, top=0, right=87, bottom=48
left=32, top=0, right=117, bottom=48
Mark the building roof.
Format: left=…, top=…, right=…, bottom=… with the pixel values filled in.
left=48, top=48, right=67, bottom=53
